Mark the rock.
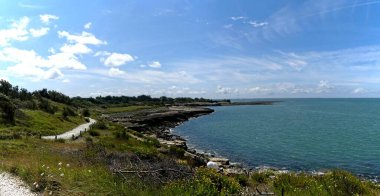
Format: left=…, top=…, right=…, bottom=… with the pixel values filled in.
left=184, top=152, right=207, bottom=165
left=207, top=161, right=219, bottom=169
left=157, top=147, right=169, bottom=153
left=209, top=157, right=229, bottom=166
left=224, top=168, right=246, bottom=175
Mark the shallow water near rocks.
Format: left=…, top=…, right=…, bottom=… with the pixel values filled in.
left=173, top=98, right=380, bottom=179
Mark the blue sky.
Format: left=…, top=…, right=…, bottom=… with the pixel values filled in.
left=1, top=0, right=380, bottom=98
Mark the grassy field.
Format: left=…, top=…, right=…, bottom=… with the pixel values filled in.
left=0, top=109, right=86, bottom=136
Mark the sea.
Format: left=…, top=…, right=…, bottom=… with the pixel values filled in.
left=172, top=99, right=380, bottom=180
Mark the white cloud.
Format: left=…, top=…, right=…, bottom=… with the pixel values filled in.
left=48, top=48, right=56, bottom=54
left=0, top=47, right=86, bottom=81
left=108, top=67, right=125, bottom=76
left=216, top=85, right=234, bottom=94
left=316, top=80, right=333, bottom=93
left=47, top=52, right=86, bottom=70
left=29, top=27, right=49, bottom=37
left=60, top=43, right=92, bottom=54
left=230, top=16, right=246, bottom=21
left=103, top=53, right=134, bottom=67
left=147, top=61, right=162, bottom=68
left=248, top=21, right=268, bottom=28
left=248, top=87, right=271, bottom=94
left=286, top=59, right=307, bottom=71
left=84, top=22, right=92, bottom=29
left=58, top=31, right=106, bottom=45
left=39, top=14, right=59, bottom=24
left=0, top=17, right=30, bottom=46
left=352, top=87, right=366, bottom=94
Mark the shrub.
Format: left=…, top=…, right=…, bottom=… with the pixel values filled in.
left=115, top=130, right=129, bottom=140
left=82, top=108, right=90, bottom=117
left=38, top=98, right=58, bottom=114
left=89, top=130, right=100, bottom=137
left=164, top=167, right=241, bottom=195
left=63, top=106, right=77, bottom=117
left=93, top=120, right=107, bottom=130
left=272, top=170, right=378, bottom=195
left=147, top=138, right=161, bottom=147
left=0, top=93, right=16, bottom=124
left=169, top=146, right=185, bottom=158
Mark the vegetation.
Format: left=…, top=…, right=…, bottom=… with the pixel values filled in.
left=72, top=94, right=230, bottom=106
left=0, top=80, right=379, bottom=195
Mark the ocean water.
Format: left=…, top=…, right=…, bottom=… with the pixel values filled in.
left=173, top=99, right=380, bottom=178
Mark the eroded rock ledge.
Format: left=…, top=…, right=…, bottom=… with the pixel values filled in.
left=103, top=106, right=249, bottom=174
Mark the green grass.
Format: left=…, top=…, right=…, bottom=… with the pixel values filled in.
left=272, top=171, right=380, bottom=195
left=0, top=138, right=156, bottom=195
left=0, top=109, right=85, bottom=136
left=163, top=167, right=241, bottom=195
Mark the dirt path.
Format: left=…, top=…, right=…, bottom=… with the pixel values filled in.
left=41, top=118, right=96, bottom=140
left=0, top=172, right=38, bottom=196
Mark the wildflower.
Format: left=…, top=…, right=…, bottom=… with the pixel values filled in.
left=66, top=164, right=70, bottom=167
left=60, top=173, right=64, bottom=177
left=58, top=168, right=62, bottom=170
left=58, top=162, right=62, bottom=166
left=35, top=184, right=39, bottom=189
left=88, top=170, right=91, bottom=173
left=33, top=182, right=37, bottom=185
left=49, top=191, right=53, bottom=195
left=40, top=173, right=44, bottom=176
left=42, top=165, right=45, bottom=168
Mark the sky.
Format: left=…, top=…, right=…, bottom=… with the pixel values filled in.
left=1, top=0, right=380, bottom=98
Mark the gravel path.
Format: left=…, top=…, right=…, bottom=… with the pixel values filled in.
left=41, top=118, right=96, bottom=140
left=0, top=172, right=38, bottom=196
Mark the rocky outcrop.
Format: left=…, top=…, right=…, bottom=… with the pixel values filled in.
left=104, top=106, right=247, bottom=174
left=104, top=106, right=213, bottom=138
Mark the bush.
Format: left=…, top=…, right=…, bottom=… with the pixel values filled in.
left=93, top=120, right=107, bottom=130
left=115, top=130, right=129, bottom=140
left=0, top=93, right=16, bottom=124
left=82, top=108, right=90, bottom=117
left=169, top=146, right=185, bottom=158
left=89, top=130, right=100, bottom=137
left=272, top=170, right=378, bottom=195
left=38, top=98, right=58, bottom=114
left=63, top=106, right=77, bottom=117
left=164, top=167, right=241, bottom=195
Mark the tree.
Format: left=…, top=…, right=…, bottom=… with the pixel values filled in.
left=0, top=79, right=13, bottom=96
left=0, top=93, right=15, bottom=124
left=82, top=108, right=90, bottom=117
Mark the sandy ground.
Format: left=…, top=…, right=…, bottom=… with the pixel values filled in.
left=0, top=172, right=38, bottom=196
left=41, top=118, right=96, bottom=140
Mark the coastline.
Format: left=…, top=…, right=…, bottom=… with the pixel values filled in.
left=104, top=105, right=380, bottom=182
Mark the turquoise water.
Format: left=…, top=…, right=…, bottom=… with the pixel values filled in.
left=173, top=99, right=380, bottom=178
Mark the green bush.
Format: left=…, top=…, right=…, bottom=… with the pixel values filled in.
left=93, top=120, right=107, bottom=130
left=169, top=146, right=185, bottom=158
left=38, top=98, right=58, bottom=114
left=115, top=130, right=129, bottom=140
left=89, top=130, right=100, bottom=137
left=164, top=167, right=241, bottom=195
left=82, top=108, right=90, bottom=117
left=273, top=170, right=379, bottom=195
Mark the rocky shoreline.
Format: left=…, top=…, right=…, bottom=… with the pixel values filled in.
left=103, top=106, right=252, bottom=175
left=103, top=105, right=357, bottom=178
